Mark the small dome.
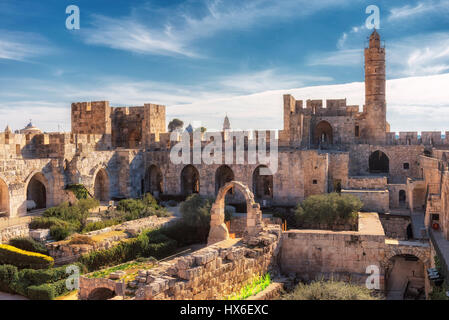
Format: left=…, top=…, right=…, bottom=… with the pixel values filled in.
left=19, top=121, right=42, bottom=134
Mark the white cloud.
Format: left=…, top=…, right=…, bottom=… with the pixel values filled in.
left=218, top=69, right=333, bottom=94
left=388, top=1, right=449, bottom=21
left=307, top=49, right=363, bottom=67
left=80, top=0, right=355, bottom=57
left=0, top=30, right=51, bottom=61
left=2, top=73, right=449, bottom=134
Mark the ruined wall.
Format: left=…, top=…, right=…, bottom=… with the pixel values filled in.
left=78, top=225, right=282, bottom=300
left=341, top=189, right=389, bottom=213
left=378, top=214, right=411, bottom=240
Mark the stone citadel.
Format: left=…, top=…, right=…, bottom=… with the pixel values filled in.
left=0, top=32, right=448, bottom=298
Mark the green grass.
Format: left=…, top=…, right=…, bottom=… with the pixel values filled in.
left=226, top=273, right=271, bottom=300
left=86, top=258, right=155, bottom=280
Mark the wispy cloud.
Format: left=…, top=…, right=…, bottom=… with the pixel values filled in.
left=0, top=30, right=51, bottom=61
left=388, top=0, right=449, bottom=21
left=307, top=49, right=363, bottom=67
left=81, top=0, right=355, bottom=57
left=218, top=69, right=333, bottom=94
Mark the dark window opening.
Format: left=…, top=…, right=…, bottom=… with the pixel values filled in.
left=403, top=163, right=410, bottom=170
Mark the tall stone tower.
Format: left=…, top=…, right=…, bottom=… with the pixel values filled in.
left=364, top=30, right=387, bottom=144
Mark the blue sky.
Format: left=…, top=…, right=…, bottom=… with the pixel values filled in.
left=1, top=0, right=449, bottom=132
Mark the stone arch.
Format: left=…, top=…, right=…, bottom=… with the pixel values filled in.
left=87, top=287, right=116, bottom=300
left=94, top=168, right=110, bottom=201
left=382, top=252, right=427, bottom=299
left=0, top=177, right=10, bottom=216
left=381, top=246, right=430, bottom=270
left=314, top=120, right=333, bottom=145
left=215, top=165, right=234, bottom=195
left=145, top=164, right=163, bottom=196
left=252, top=165, right=273, bottom=201
left=26, top=172, right=48, bottom=210
left=207, top=181, right=263, bottom=245
left=369, top=150, right=389, bottom=173
left=181, top=165, right=200, bottom=196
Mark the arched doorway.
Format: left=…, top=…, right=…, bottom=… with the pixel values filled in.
left=26, top=173, right=47, bottom=210
left=94, top=169, right=110, bottom=201
left=369, top=150, right=389, bottom=173
left=145, top=165, right=163, bottom=196
left=399, top=190, right=406, bottom=206
left=87, top=287, right=116, bottom=300
left=208, top=181, right=263, bottom=245
left=314, top=121, right=333, bottom=145
left=252, top=165, right=273, bottom=202
left=215, top=165, right=234, bottom=195
left=385, top=254, right=425, bottom=300
left=181, top=165, right=199, bottom=196
left=0, top=178, right=9, bottom=216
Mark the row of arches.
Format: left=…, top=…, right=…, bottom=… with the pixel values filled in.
left=143, top=164, right=274, bottom=200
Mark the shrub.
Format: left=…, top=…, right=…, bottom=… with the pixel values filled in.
left=79, top=229, right=177, bottom=271
left=161, top=221, right=207, bottom=247
left=50, top=224, right=76, bottom=241
left=29, top=216, right=73, bottom=230
left=179, top=194, right=213, bottom=243
left=282, top=280, right=380, bottom=300
left=294, top=193, right=362, bottom=229
left=27, top=278, right=68, bottom=300
left=66, top=184, right=90, bottom=200
left=68, top=234, right=96, bottom=245
left=225, top=205, right=235, bottom=221
left=0, top=263, right=85, bottom=299
left=0, top=265, right=18, bottom=293
left=9, top=237, right=48, bottom=255
left=0, top=244, right=54, bottom=269
left=82, top=219, right=120, bottom=233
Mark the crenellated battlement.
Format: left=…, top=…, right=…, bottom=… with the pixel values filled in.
left=386, top=131, right=449, bottom=146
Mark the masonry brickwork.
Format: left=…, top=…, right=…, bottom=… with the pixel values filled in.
left=0, top=30, right=448, bottom=250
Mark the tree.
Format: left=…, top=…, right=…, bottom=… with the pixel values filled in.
left=168, top=119, right=184, bottom=132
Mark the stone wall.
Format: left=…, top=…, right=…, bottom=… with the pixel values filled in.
left=378, top=214, right=411, bottom=240
left=341, top=189, right=389, bottom=213
left=280, top=212, right=387, bottom=288
left=0, top=223, right=29, bottom=243
left=79, top=224, right=282, bottom=300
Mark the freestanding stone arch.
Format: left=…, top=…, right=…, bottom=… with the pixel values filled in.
left=208, top=181, right=263, bottom=245
left=0, top=177, right=10, bottom=216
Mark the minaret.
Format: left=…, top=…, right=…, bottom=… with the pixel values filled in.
left=223, top=115, right=231, bottom=131
left=364, top=29, right=387, bottom=143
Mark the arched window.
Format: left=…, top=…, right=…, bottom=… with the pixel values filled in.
left=252, top=165, right=273, bottom=200
left=181, top=165, right=200, bottom=196
left=369, top=150, right=389, bottom=173
left=314, top=121, right=333, bottom=145
left=215, top=165, right=234, bottom=195
left=145, top=165, right=163, bottom=195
